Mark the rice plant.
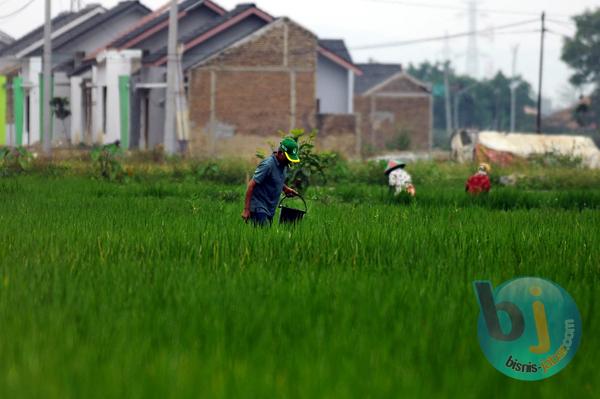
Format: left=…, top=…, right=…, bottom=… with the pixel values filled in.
left=0, top=175, right=597, bottom=398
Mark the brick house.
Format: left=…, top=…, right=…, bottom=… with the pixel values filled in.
left=66, top=1, right=361, bottom=156
left=185, top=18, right=318, bottom=157
left=354, top=63, right=432, bottom=152
left=139, top=2, right=362, bottom=158
left=28, top=1, right=362, bottom=157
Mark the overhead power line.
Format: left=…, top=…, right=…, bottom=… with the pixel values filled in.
left=0, top=0, right=38, bottom=19
left=546, top=29, right=572, bottom=40
left=351, top=18, right=539, bottom=50
left=494, top=29, right=542, bottom=36
left=362, top=0, right=572, bottom=19
left=545, top=19, right=574, bottom=38
left=546, top=18, right=575, bottom=27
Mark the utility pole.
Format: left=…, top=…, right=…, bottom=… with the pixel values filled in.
left=453, top=90, right=460, bottom=131
left=163, top=0, right=178, bottom=154
left=509, top=45, right=519, bottom=132
left=536, top=12, right=546, bottom=134
left=43, top=0, right=52, bottom=155
left=444, top=62, right=453, bottom=137
left=442, top=32, right=453, bottom=136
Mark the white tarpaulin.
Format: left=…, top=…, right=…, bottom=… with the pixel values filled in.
left=452, top=131, right=600, bottom=168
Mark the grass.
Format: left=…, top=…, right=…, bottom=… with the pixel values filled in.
left=0, top=173, right=598, bottom=398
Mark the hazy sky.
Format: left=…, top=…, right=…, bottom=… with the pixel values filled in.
left=1, top=0, right=598, bottom=109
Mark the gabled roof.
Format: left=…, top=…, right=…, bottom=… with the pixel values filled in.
left=147, top=3, right=361, bottom=75
left=53, top=1, right=150, bottom=75
left=50, top=1, right=151, bottom=53
left=107, top=0, right=225, bottom=50
left=0, top=30, right=14, bottom=47
left=318, top=39, right=361, bottom=75
left=144, top=3, right=262, bottom=65
left=0, top=4, right=105, bottom=56
left=354, top=63, right=403, bottom=94
left=318, top=39, right=352, bottom=64
left=355, top=63, right=430, bottom=95
left=69, top=59, right=96, bottom=77
left=185, top=17, right=289, bottom=69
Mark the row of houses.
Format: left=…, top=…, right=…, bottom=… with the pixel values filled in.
left=0, top=0, right=432, bottom=158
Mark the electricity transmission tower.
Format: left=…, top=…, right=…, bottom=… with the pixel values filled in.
left=71, top=0, right=82, bottom=12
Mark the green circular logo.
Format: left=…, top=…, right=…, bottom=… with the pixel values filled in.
left=473, top=277, right=582, bottom=381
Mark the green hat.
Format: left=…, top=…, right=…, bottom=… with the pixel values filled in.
left=280, top=138, right=300, bottom=163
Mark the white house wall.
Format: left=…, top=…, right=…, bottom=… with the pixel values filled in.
left=93, top=50, right=141, bottom=145
left=316, top=54, right=350, bottom=114
left=70, top=76, right=82, bottom=145
left=92, top=66, right=103, bottom=143
left=21, top=57, right=41, bottom=145
left=53, top=72, right=70, bottom=144
left=347, top=70, right=354, bottom=114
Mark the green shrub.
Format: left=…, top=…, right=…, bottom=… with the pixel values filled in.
left=529, top=152, right=583, bottom=168
left=90, top=143, right=125, bottom=181
left=260, top=129, right=338, bottom=193
left=193, top=159, right=250, bottom=185
left=349, top=160, right=388, bottom=185
left=0, top=146, right=33, bottom=176
left=385, top=128, right=412, bottom=151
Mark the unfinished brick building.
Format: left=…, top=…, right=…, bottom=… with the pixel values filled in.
left=59, top=1, right=362, bottom=157
left=132, top=3, right=361, bottom=158
left=354, top=63, right=432, bottom=152
left=188, top=17, right=318, bottom=157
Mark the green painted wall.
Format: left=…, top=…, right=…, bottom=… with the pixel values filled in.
left=119, top=76, right=130, bottom=149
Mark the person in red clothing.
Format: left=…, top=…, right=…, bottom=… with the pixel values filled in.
left=466, top=163, right=491, bottom=194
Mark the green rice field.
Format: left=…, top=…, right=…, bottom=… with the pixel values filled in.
left=0, top=171, right=598, bottom=398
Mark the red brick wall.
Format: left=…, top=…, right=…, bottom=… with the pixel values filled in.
left=354, top=75, right=431, bottom=152
left=188, top=70, right=211, bottom=130
left=354, top=96, right=372, bottom=150
left=216, top=70, right=291, bottom=135
left=316, top=113, right=359, bottom=158
left=373, top=96, right=430, bottom=150
left=188, top=19, right=318, bottom=158
left=295, top=71, right=316, bottom=129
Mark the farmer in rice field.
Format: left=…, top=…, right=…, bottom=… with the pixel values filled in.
left=242, top=138, right=300, bottom=226
left=466, top=163, right=491, bottom=194
left=385, top=160, right=416, bottom=197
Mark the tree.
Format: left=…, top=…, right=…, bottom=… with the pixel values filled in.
left=562, top=9, right=600, bottom=87
left=561, top=8, right=600, bottom=127
left=407, top=61, right=449, bottom=130
left=407, top=62, right=536, bottom=132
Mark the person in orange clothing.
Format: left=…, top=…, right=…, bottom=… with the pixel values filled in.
left=466, top=163, right=491, bottom=194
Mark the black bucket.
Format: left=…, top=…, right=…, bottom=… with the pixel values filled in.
left=278, top=194, right=307, bottom=224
